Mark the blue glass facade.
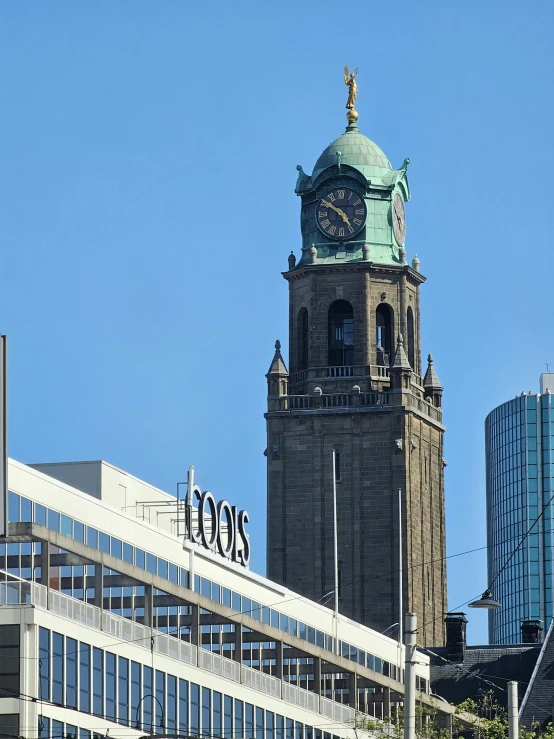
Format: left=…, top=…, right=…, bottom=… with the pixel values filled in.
left=486, top=390, right=554, bottom=643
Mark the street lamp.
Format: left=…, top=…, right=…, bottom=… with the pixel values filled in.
left=468, top=589, right=501, bottom=609
left=135, top=695, right=165, bottom=735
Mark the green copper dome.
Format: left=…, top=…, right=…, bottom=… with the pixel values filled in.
left=312, top=121, right=392, bottom=181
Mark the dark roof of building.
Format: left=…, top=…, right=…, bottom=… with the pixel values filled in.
left=422, top=644, right=541, bottom=710
left=520, top=621, right=554, bottom=729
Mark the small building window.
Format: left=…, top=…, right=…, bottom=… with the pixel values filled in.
left=376, top=304, right=394, bottom=366
left=328, top=300, right=354, bottom=366
left=298, top=308, right=309, bottom=370
left=407, top=306, right=415, bottom=369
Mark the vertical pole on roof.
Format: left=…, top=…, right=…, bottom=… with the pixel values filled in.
left=332, top=449, right=339, bottom=654
left=403, top=613, right=417, bottom=739
left=508, top=681, right=518, bottom=739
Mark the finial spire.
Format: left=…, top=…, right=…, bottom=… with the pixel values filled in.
left=344, top=65, right=359, bottom=122
left=267, top=340, right=288, bottom=377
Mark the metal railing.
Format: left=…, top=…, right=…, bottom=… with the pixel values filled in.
left=0, top=579, right=365, bottom=720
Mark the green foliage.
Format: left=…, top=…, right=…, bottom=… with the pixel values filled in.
left=353, top=691, right=554, bottom=739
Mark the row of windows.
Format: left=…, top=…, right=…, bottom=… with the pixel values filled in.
left=38, top=714, right=342, bottom=739
left=38, top=629, right=345, bottom=738
left=11, top=494, right=396, bottom=680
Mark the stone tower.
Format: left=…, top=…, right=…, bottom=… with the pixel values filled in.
left=265, top=112, right=447, bottom=647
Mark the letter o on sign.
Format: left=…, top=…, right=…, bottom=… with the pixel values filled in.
left=199, top=491, right=218, bottom=551
left=217, top=500, right=234, bottom=559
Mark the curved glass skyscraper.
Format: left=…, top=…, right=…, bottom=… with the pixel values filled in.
left=486, top=373, right=554, bottom=644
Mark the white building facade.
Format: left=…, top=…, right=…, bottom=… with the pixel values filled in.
left=0, top=458, right=452, bottom=739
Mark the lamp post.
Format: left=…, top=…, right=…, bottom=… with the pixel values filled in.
left=468, top=589, right=501, bottom=609
left=135, top=695, right=165, bottom=735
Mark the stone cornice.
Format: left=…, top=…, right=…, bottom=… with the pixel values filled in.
left=283, top=262, right=426, bottom=285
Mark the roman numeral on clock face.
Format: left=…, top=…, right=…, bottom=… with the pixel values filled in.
left=320, top=219, right=331, bottom=229
left=337, top=190, right=345, bottom=199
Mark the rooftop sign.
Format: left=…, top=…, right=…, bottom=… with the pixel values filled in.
left=185, top=467, right=250, bottom=568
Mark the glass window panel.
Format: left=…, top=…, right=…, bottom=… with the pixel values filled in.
left=20, top=497, right=32, bottom=522
left=48, top=509, right=60, bottom=532
left=52, top=720, right=64, bottom=739
left=256, top=706, right=264, bottom=739
left=271, top=610, right=279, bottom=629
left=35, top=504, right=47, bottom=526
left=286, top=718, right=294, bottom=739
left=131, top=662, right=142, bottom=730
left=224, top=695, right=233, bottom=739
left=190, top=683, right=200, bottom=736
left=66, top=724, right=77, bottom=739
left=169, top=563, right=178, bottom=584
left=123, top=543, right=133, bottom=564
left=262, top=606, right=270, bottom=624
left=80, top=730, right=90, bottom=739
left=111, top=538, right=122, bottom=560
left=202, top=687, right=211, bottom=737
left=143, top=666, right=153, bottom=733
left=235, top=699, right=244, bottom=738
left=277, top=716, right=284, bottom=739
left=213, top=692, right=222, bottom=738
left=79, top=643, right=91, bottom=713
left=99, top=533, right=110, bottom=554
left=135, top=549, right=145, bottom=570
left=246, top=703, right=254, bottom=739
left=223, top=588, right=231, bottom=608
left=8, top=492, right=19, bottom=522
left=118, top=657, right=129, bottom=726
left=61, top=515, right=73, bottom=538
left=73, top=521, right=85, bottom=543
left=158, top=559, right=168, bottom=580
left=167, top=674, right=177, bottom=734
left=105, top=652, right=116, bottom=722
left=266, top=711, right=275, bottom=739
left=201, top=578, right=211, bottom=599
left=180, top=568, right=189, bottom=589
left=232, top=592, right=241, bottom=612
left=39, top=627, right=50, bottom=702
left=52, top=632, right=64, bottom=705
left=66, top=638, right=77, bottom=709
left=211, top=582, right=221, bottom=603
left=146, top=553, right=157, bottom=574
left=93, top=648, right=103, bottom=717
left=179, top=679, right=189, bottom=735
left=87, top=527, right=98, bottom=549
left=155, top=670, right=165, bottom=732
left=39, top=716, right=50, bottom=739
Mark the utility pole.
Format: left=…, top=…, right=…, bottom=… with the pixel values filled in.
left=508, top=681, right=518, bottom=739
left=403, top=613, right=417, bottom=739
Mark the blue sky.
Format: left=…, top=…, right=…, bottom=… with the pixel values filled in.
left=1, top=2, right=553, bottom=645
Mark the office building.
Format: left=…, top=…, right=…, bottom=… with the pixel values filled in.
left=0, top=457, right=455, bottom=739
left=486, top=373, right=554, bottom=643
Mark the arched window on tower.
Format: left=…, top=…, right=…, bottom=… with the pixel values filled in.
left=407, top=306, right=415, bottom=370
left=376, top=304, right=393, bottom=366
left=297, top=308, right=309, bottom=371
left=328, top=300, right=354, bottom=367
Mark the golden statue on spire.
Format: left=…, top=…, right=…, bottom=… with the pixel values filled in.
left=344, top=65, right=359, bottom=122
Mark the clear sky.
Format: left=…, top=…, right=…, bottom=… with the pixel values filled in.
left=1, top=1, right=553, bottom=645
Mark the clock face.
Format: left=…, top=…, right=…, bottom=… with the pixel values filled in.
left=392, top=193, right=406, bottom=245
left=316, top=188, right=367, bottom=240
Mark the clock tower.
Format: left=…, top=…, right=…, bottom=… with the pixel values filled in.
left=265, top=98, right=447, bottom=647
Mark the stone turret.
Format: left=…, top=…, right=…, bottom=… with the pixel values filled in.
left=423, top=354, right=443, bottom=407
left=266, top=340, right=288, bottom=412
left=390, top=334, right=412, bottom=390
